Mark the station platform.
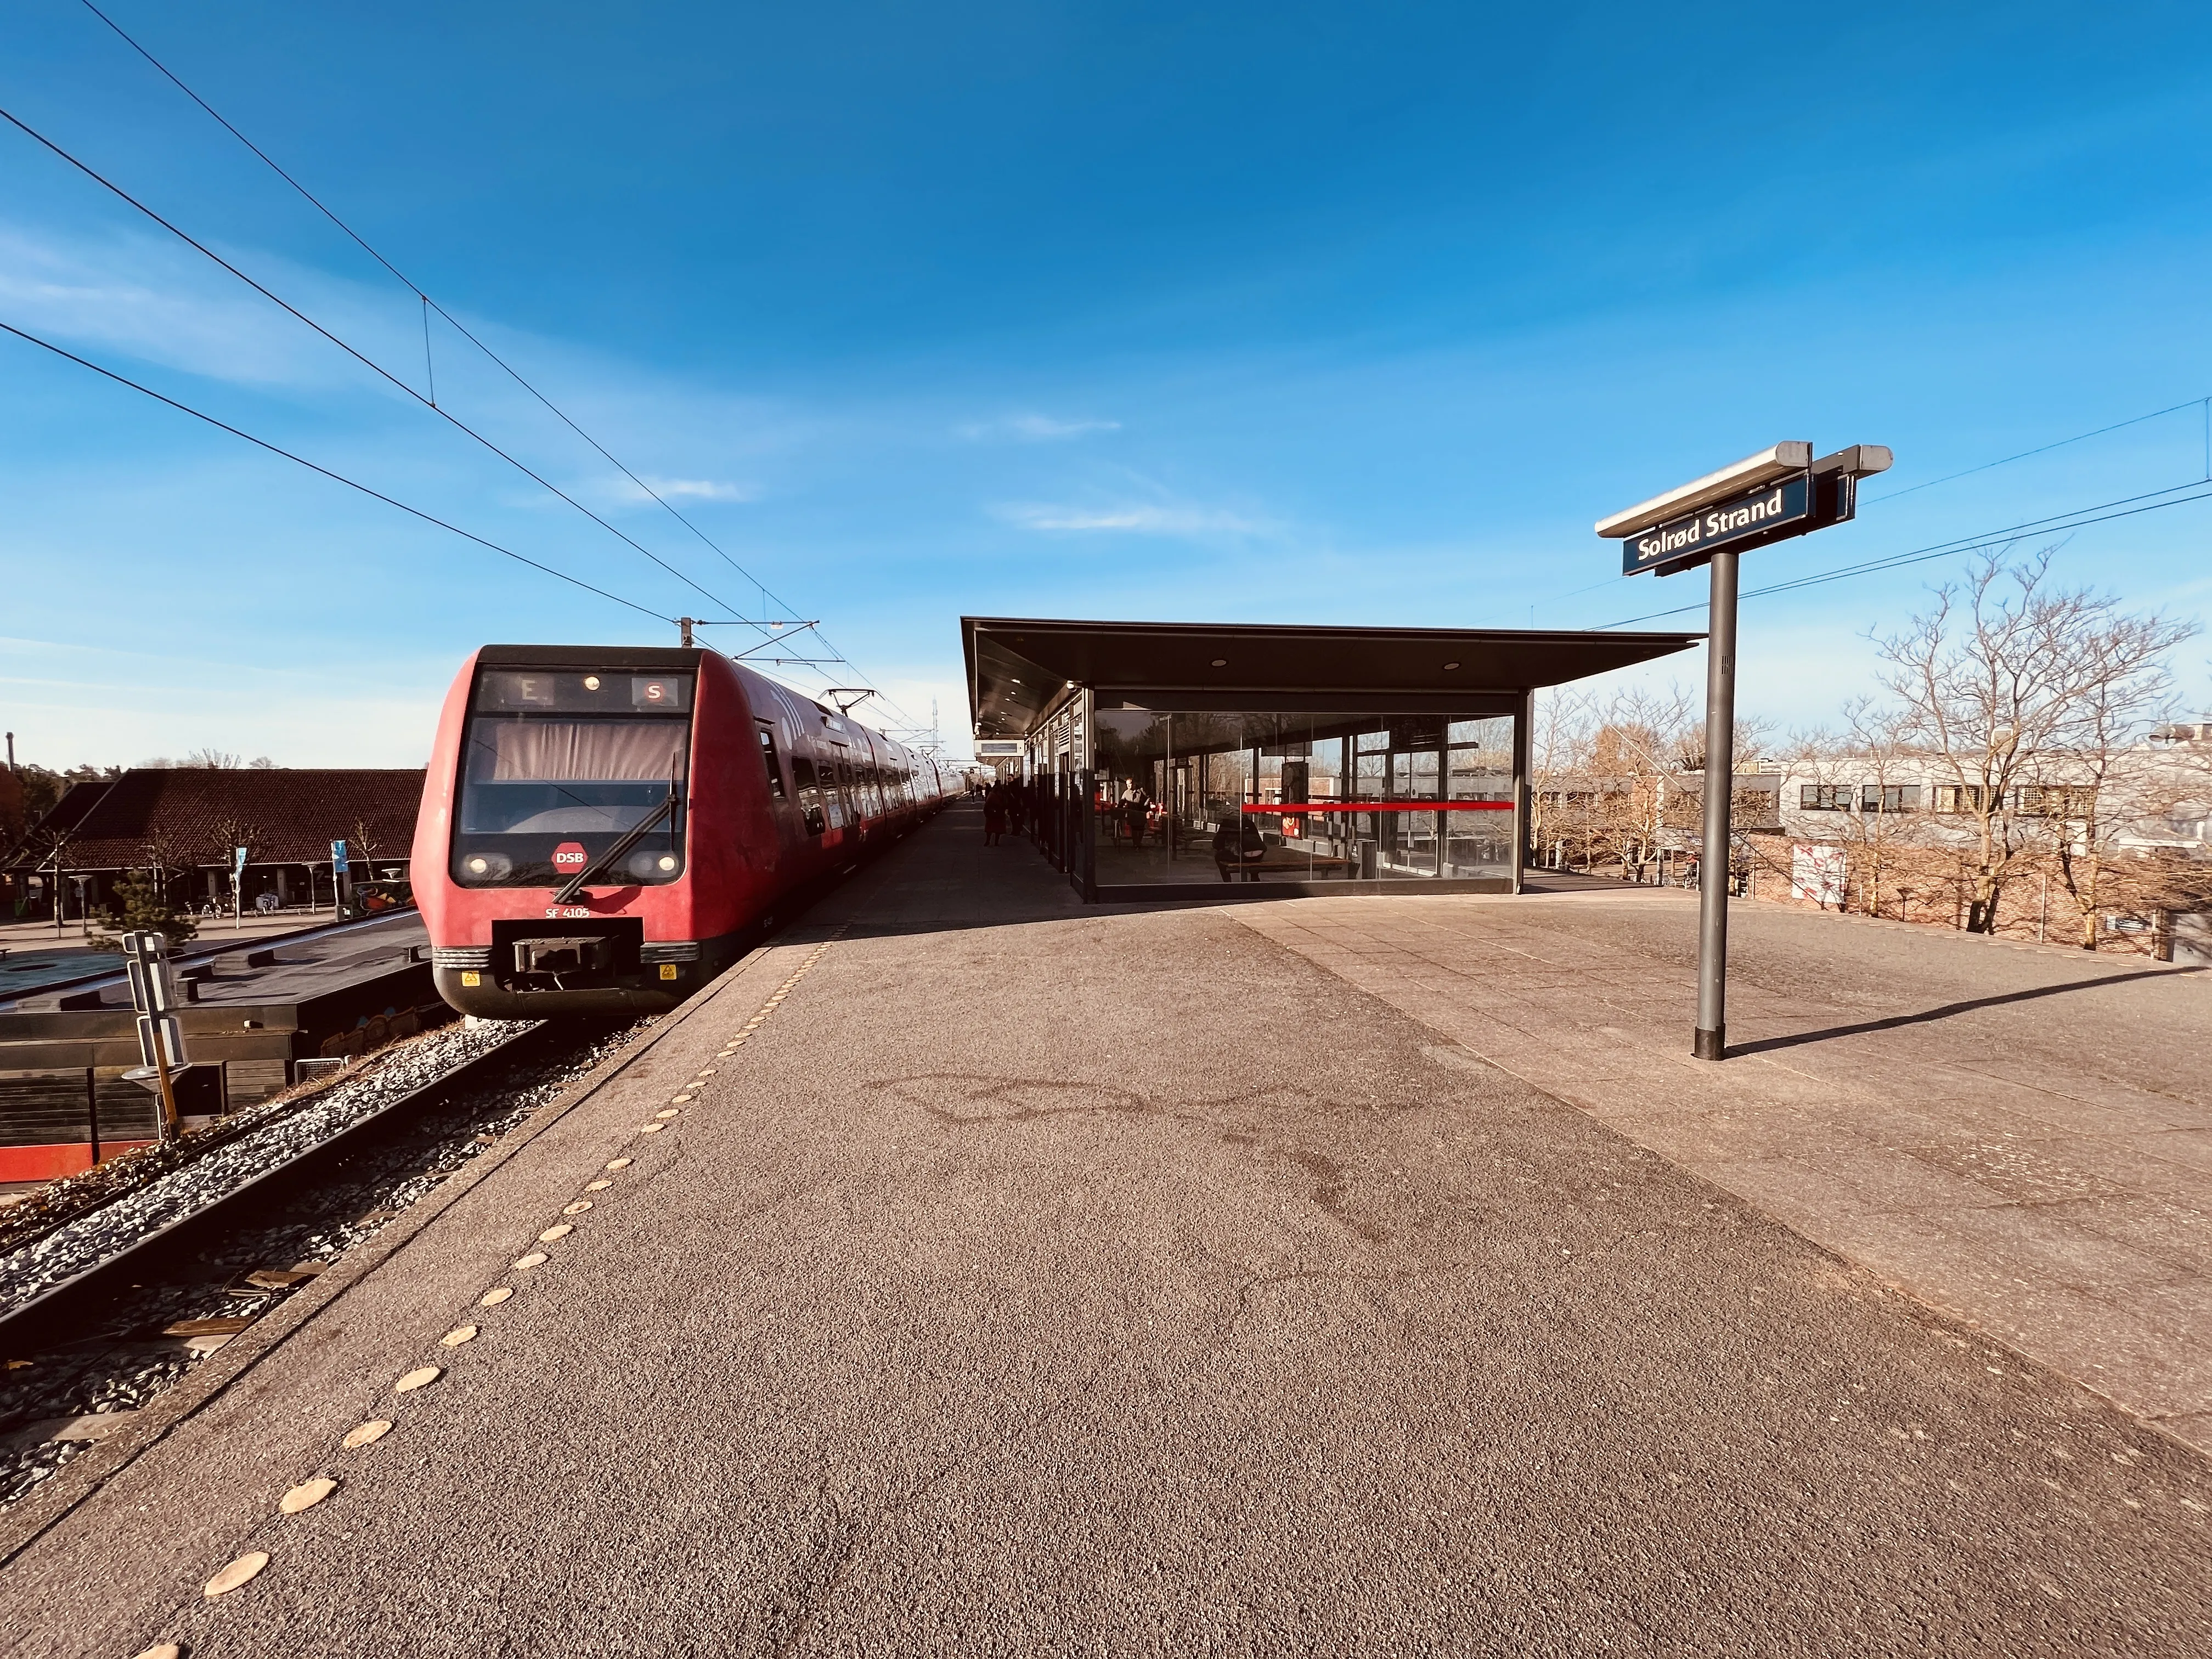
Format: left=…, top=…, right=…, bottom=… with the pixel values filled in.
left=6, top=804, right=2208, bottom=1655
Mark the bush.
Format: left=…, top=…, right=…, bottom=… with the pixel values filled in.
left=88, top=872, right=199, bottom=950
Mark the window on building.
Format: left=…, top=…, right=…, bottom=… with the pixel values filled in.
left=2017, top=784, right=2095, bottom=817
left=1933, top=784, right=1986, bottom=814
left=1859, top=783, right=1920, bottom=814
left=1799, top=784, right=1854, bottom=811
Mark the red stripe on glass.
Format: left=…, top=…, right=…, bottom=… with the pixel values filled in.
left=1241, top=800, right=1514, bottom=812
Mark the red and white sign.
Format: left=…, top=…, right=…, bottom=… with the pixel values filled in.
left=552, top=842, right=589, bottom=869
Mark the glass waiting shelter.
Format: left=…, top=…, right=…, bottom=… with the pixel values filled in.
left=963, top=617, right=1700, bottom=901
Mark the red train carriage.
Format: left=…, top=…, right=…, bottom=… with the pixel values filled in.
left=414, top=645, right=951, bottom=1017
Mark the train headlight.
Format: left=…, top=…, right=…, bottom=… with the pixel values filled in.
left=466, top=856, right=488, bottom=874
left=657, top=854, right=678, bottom=872
left=460, top=851, right=512, bottom=881
left=583, top=675, right=602, bottom=691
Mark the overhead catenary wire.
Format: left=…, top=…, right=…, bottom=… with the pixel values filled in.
left=1525, top=392, right=2212, bottom=623
left=72, top=0, right=909, bottom=722
left=0, top=320, right=673, bottom=624
left=0, top=101, right=754, bottom=628
left=1592, top=478, right=2212, bottom=631
left=1863, top=395, right=2212, bottom=504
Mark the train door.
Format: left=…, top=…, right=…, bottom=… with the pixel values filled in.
left=825, top=740, right=854, bottom=830
left=788, top=738, right=828, bottom=837
left=755, top=720, right=790, bottom=819
left=857, top=741, right=884, bottom=821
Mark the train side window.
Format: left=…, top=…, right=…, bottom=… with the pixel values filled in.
left=791, top=754, right=826, bottom=835
left=757, top=725, right=787, bottom=798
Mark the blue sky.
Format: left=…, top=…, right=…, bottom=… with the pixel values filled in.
left=5, top=1, right=2211, bottom=766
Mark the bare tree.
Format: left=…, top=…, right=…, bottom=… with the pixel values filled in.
left=2035, top=639, right=2200, bottom=946
left=1605, top=685, right=1696, bottom=881
left=138, top=824, right=188, bottom=906
left=1877, top=550, right=2196, bottom=934
left=1833, top=697, right=1937, bottom=919
left=1526, top=688, right=1595, bottom=867
left=186, top=748, right=242, bottom=769
left=205, top=814, right=263, bottom=911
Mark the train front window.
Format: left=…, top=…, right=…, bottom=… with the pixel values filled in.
left=452, top=670, right=693, bottom=888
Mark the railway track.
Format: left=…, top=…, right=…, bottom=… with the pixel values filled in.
left=0, top=1014, right=637, bottom=1507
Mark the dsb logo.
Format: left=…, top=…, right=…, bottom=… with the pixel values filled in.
left=552, top=842, right=589, bottom=868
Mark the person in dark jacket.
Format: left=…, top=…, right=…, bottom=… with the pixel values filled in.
left=1212, top=814, right=1267, bottom=882
left=983, top=784, right=1007, bottom=845
left=1119, top=781, right=1150, bottom=847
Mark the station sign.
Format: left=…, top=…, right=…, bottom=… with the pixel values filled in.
left=1622, top=472, right=1810, bottom=577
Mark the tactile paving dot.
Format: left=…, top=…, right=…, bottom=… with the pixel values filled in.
left=563, top=1199, right=594, bottom=1215
left=480, top=1286, right=514, bottom=1307
left=638, top=1123, right=665, bottom=1134
left=539, top=1223, right=574, bottom=1242
left=605, top=1158, right=633, bottom=1170
left=394, top=1366, right=442, bottom=1393
left=342, top=1420, right=392, bottom=1449
left=512, top=1252, right=549, bottom=1270
left=585, top=1179, right=612, bottom=1192
left=280, top=1476, right=337, bottom=1515
left=656, top=1109, right=681, bottom=1120
left=441, top=1325, right=478, bottom=1347
left=205, top=1552, right=270, bottom=1597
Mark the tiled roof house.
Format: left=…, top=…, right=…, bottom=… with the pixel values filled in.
left=5, top=768, right=425, bottom=915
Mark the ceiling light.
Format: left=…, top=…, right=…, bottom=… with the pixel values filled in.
left=1210, top=658, right=1227, bottom=668
left=1442, top=661, right=1461, bottom=670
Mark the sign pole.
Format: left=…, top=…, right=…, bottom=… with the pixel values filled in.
left=1599, top=442, right=1891, bottom=1065
left=1694, top=548, right=1739, bottom=1061
left=121, top=930, right=184, bottom=1143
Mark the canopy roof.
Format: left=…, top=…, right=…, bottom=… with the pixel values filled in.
left=962, top=617, right=1702, bottom=739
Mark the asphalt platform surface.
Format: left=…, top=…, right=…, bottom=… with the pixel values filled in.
left=4, top=804, right=2208, bottom=1656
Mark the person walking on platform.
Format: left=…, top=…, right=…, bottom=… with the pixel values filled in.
left=983, top=784, right=1007, bottom=846
left=1119, top=780, right=1149, bottom=848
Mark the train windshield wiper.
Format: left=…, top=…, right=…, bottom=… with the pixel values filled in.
left=551, top=789, right=680, bottom=905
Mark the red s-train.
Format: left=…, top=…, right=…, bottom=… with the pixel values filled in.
left=413, top=644, right=953, bottom=1017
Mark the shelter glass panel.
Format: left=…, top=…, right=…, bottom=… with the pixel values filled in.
left=1087, top=707, right=1516, bottom=886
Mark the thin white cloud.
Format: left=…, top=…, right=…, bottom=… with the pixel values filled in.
left=991, top=499, right=1263, bottom=536
left=956, top=413, right=1121, bottom=442
left=635, top=475, right=757, bottom=502
left=0, top=221, right=380, bottom=388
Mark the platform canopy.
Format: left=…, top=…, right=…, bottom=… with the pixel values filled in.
left=963, top=617, right=1703, bottom=739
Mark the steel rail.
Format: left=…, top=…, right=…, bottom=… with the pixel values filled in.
left=0, top=1020, right=565, bottom=1357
